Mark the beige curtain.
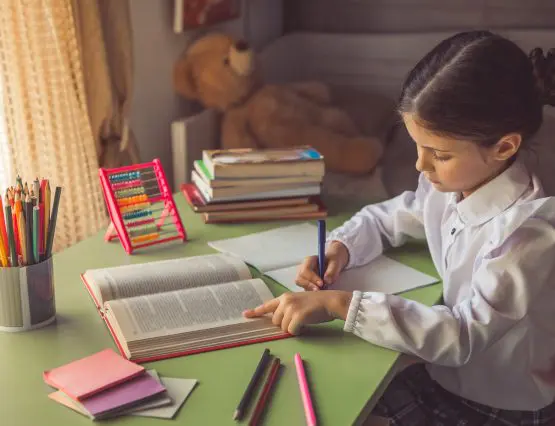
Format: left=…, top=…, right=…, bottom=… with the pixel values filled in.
left=72, top=0, right=141, bottom=169
left=0, top=0, right=140, bottom=252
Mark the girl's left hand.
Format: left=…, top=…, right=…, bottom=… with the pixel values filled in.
left=243, top=290, right=353, bottom=335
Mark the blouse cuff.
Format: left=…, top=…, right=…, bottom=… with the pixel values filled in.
left=344, top=291, right=363, bottom=332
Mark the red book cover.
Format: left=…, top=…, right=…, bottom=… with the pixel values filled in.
left=80, top=273, right=291, bottom=364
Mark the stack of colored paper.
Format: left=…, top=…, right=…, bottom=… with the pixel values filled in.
left=43, top=348, right=197, bottom=420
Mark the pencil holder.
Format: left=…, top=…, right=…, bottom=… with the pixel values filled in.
left=0, top=256, right=55, bottom=332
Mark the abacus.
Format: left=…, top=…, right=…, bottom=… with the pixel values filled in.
left=99, top=159, right=187, bottom=254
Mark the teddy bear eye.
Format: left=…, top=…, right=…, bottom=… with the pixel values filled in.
left=223, top=57, right=229, bottom=66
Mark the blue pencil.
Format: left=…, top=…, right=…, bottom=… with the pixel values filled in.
left=317, top=219, right=326, bottom=280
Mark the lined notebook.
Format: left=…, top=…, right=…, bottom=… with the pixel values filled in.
left=208, top=223, right=439, bottom=294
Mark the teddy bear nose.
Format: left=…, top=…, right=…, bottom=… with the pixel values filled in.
left=235, top=40, right=250, bottom=52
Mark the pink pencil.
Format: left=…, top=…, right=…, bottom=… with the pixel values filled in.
left=294, top=353, right=317, bottom=426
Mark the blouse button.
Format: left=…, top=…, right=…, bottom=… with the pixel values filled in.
left=451, top=228, right=456, bottom=235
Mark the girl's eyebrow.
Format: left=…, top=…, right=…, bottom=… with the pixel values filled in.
left=421, top=145, right=451, bottom=152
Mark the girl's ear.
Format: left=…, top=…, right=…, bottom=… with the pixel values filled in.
left=493, top=133, right=522, bottom=161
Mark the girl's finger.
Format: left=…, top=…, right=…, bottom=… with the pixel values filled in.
left=271, top=305, right=285, bottom=327
left=288, top=315, right=303, bottom=336
left=297, top=268, right=324, bottom=286
left=324, top=259, right=342, bottom=285
left=295, top=276, right=321, bottom=291
left=243, top=298, right=280, bottom=318
left=280, top=309, right=294, bottom=334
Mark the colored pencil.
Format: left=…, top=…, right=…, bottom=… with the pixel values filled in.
left=12, top=192, right=21, bottom=256
left=44, top=186, right=62, bottom=259
left=24, top=194, right=33, bottom=265
left=40, top=179, right=47, bottom=253
left=5, top=204, right=16, bottom=267
left=33, top=206, right=40, bottom=264
left=248, top=357, right=281, bottom=426
left=233, top=348, right=271, bottom=421
left=18, top=211, right=27, bottom=266
left=43, top=180, right=50, bottom=255
left=0, top=195, right=8, bottom=259
left=294, top=353, right=317, bottom=426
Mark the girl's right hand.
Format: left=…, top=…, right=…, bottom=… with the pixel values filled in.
left=295, top=241, right=350, bottom=291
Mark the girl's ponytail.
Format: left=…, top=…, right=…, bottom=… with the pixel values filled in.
left=529, top=47, right=555, bottom=107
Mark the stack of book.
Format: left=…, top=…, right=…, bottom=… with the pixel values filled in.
left=44, top=349, right=197, bottom=420
left=181, top=146, right=328, bottom=223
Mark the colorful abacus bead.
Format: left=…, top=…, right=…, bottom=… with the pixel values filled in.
left=108, top=171, right=141, bottom=182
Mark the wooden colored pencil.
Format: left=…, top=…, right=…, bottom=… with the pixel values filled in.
left=0, top=210, right=7, bottom=267
left=0, top=236, right=7, bottom=267
left=0, top=195, right=8, bottom=265
left=33, top=206, right=40, bottom=264
left=249, top=357, right=281, bottom=426
left=17, top=211, right=26, bottom=266
left=33, top=178, right=40, bottom=204
left=39, top=180, right=47, bottom=254
left=294, top=353, right=317, bottom=426
left=43, top=180, right=50, bottom=255
left=12, top=192, right=21, bottom=256
left=0, top=197, right=8, bottom=267
left=5, top=204, right=16, bottom=267
left=233, top=348, right=271, bottom=421
left=24, top=194, right=33, bottom=265
left=45, top=186, right=62, bottom=259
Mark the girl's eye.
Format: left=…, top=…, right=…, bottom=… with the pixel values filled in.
left=432, top=151, right=451, bottom=162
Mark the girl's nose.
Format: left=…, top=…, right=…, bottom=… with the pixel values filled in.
left=415, top=152, right=433, bottom=173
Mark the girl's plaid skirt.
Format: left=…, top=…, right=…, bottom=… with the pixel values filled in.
left=372, top=363, right=555, bottom=426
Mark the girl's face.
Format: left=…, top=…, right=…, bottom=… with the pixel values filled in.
left=403, top=113, right=517, bottom=197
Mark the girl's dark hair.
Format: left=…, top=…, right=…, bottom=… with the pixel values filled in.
left=399, top=30, right=555, bottom=147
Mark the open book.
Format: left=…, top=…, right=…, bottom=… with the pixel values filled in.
left=81, top=254, right=289, bottom=363
left=208, top=223, right=439, bottom=295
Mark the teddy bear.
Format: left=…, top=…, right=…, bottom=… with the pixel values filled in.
left=173, top=33, right=384, bottom=175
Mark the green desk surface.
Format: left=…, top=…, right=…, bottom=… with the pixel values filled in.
left=0, top=194, right=442, bottom=426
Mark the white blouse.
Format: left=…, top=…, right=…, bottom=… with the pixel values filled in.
left=328, top=160, right=555, bottom=410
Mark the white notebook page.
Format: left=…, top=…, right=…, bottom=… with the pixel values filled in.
left=266, top=256, right=438, bottom=294
left=209, top=223, right=439, bottom=294
left=208, top=223, right=320, bottom=272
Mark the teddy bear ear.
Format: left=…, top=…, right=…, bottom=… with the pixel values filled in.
left=173, top=56, right=197, bottom=100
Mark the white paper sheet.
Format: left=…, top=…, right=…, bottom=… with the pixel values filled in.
left=208, top=223, right=322, bottom=272
left=131, top=377, right=198, bottom=419
left=209, top=223, right=439, bottom=295
left=266, top=255, right=438, bottom=294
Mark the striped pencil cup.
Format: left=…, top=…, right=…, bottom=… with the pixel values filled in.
left=0, top=257, right=55, bottom=331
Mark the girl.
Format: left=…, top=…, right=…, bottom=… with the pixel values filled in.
left=244, top=31, right=555, bottom=425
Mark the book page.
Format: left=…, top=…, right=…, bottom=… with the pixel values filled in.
left=208, top=223, right=322, bottom=272
left=83, top=254, right=252, bottom=305
left=105, top=278, right=274, bottom=342
left=266, top=255, right=439, bottom=295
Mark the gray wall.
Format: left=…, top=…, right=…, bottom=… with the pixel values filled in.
left=129, top=0, right=282, bottom=187
left=284, top=0, right=555, bottom=34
